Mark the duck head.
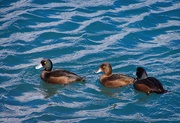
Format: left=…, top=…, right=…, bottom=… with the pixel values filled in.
left=95, top=62, right=112, bottom=76
left=136, top=67, right=148, bottom=80
left=35, top=59, right=53, bottom=71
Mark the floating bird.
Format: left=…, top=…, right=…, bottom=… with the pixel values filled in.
left=36, top=59, right=85, bottom=84
left=95, top=62, right=135, bottom=88
left=134, top=67, right=168, bottom=95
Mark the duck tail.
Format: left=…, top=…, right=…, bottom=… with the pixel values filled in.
left=163, top=90, right=168, bottom=93
left=164, top=89, right=173, bottom=94
left=78, top=76, right=86, bottom=82
left=155, top=89, right=168, bottom=94
left=161, top=89, right=168, bottom=94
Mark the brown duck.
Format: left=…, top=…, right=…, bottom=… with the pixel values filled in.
left=134, top=67, right=168, bottom=95
left=95, top=62, right=135, bottom=88
left=35, top=59, right=85, bottom=84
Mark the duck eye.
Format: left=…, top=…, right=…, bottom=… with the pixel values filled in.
left=41, top=61, right=46, bottom=65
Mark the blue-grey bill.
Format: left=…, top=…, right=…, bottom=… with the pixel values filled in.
left=95, top=68, right=102, bottom=73
left=35, top=64, right=43, bottom=69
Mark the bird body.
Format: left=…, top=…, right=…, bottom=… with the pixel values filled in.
left=134, top=67, right=167, bottom=95
left=36, top=59, right=85, bottom=84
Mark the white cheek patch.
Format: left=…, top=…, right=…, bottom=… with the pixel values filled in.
left=141, top=72, right=148, bottom=79
left=133, top=72, right=136, bottom=76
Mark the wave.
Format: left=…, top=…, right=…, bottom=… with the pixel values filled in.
left=0, top=0, right=179, bottom=122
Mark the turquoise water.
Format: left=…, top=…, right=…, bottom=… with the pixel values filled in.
left=0, top=0, right=180, bottom=122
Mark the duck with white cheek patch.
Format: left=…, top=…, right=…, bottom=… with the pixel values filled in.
left=134, top=67, right=168, bottom=95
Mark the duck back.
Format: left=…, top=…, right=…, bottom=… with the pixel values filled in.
left=41, top=70, right=85, bottom=84
left=100, top=74, right=134, bottom=88
left=134, top=77, right=167, bottom=94
left=148, top=77, right=168, bottom=94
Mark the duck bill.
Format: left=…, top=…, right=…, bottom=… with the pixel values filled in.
left=35, top=64, right=43, bottom=69
left=95, top=68, right=102, bottom=73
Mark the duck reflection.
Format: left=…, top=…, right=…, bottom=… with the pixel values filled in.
left=39, top=81, right=64, bottom=99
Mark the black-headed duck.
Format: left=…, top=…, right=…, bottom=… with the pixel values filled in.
left=134, top=67, right=168, bottom=95
left=35, top=59, right=85, bottom=84
left=95, top=62, right=135, bottom=88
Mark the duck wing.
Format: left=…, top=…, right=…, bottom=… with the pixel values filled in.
left=47, top=70, right=84, bottom=81
left=108, top=74, right=135, bottom=82
left=148, top=77, right=167, bottom=93
left=137, top=77, right=167, bottom=94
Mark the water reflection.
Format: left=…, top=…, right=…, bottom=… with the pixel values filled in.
left=39, top=81, right=63, bottom=99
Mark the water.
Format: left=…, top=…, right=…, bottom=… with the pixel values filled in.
left=0, top=0, right=179, bottom=122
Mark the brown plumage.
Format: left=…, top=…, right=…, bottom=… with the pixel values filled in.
left=95, top=62, right=135, bottom=88
left=134, top=67, right=168, bottom=95
left=36, top=59, right=85, bottom=84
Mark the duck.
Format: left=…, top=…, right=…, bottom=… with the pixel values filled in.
left=35, top=59, right=85, bottom=84
left=134, top=67, right=168, bottom=95
left=95, top=62, right=135, bottom=88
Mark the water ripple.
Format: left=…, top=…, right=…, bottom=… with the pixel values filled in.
left=0, top=0, right=179, bottom=122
